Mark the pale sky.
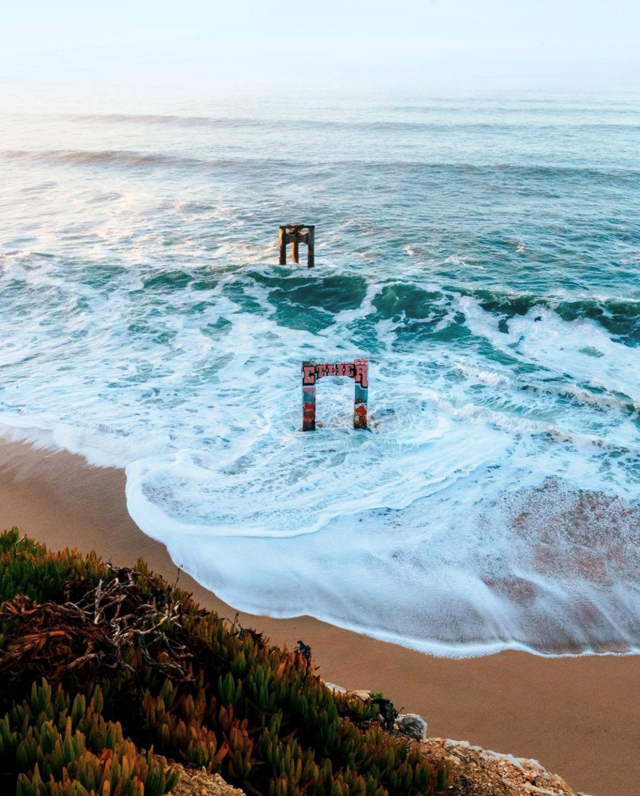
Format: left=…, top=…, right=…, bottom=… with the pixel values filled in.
left=2, top=0, right=640, bottom=90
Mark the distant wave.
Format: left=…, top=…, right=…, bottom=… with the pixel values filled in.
left=9, top=112, right=640, bottom=133
left=3, top=149, right=640, bottom=187
left=64, top=115, right=640, bottom=133
left=392, top=102, right=640, bottom=116
left=0, top=149, right=247, bottom=171
left=72, top=114, right=271, bottom=128
left=1, top=149, right=183, bottom=167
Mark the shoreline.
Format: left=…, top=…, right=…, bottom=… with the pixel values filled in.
left=0, top=437, right=639, bottom=795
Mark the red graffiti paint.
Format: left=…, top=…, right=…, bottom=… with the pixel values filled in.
left=302, top=364, right=317, bottom=386
left=354, top=359, right=368, bottom=388
left=302, top=361, right=364, bottom=382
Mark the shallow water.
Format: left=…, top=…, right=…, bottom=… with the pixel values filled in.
left=1, top=87, right=639, bottom=656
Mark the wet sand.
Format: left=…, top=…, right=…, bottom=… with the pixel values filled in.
left=0, top=437, right=638, bottom=796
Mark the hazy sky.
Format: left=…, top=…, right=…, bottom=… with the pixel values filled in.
left=2, top=1, right=640, bottom=91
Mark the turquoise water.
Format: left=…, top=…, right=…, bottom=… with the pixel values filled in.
left=0, top=89, right=639, bottom=655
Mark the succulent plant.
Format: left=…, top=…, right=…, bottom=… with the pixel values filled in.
left=0, top=677, right=179, bottom=796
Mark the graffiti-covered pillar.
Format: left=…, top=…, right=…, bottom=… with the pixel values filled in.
left=302, top=359, right=369, bottom=431
left=302, top=362, right=317, bottom=431
left=353, top=358, right=368, bottom=430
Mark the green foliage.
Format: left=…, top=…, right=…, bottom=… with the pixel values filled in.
left=0, top=528, right=109, bottom=605
left=0, top=679, right=178, bottom=795
left=0, top=530, right=453, bottom=795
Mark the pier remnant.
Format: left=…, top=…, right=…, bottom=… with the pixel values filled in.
left=301, top=358, right=368, bottom=431
left=279, top=224, right=315, bottom=267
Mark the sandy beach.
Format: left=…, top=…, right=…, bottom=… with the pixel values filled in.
left=0, top=436, right=638, bottom=796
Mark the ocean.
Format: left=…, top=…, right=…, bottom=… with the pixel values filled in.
left=0, top=87, right=639, bottom=657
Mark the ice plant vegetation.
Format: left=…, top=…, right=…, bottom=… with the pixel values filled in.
left=0, top=529, right=452, bottom=795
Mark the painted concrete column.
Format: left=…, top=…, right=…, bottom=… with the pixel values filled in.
left=353, top=358, right=368, bottom=430
left=302, top=362, right=317, bottom=431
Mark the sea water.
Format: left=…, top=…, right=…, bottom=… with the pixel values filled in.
left=0, top=87, right=639, bottom=656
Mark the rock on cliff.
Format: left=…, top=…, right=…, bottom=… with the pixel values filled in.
left=419, top=738, right=588, bottom=796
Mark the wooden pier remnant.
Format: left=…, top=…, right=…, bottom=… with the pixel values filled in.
left=279, top=224, right=315, bottom=267
left=301, top=358, right=368, bottom=431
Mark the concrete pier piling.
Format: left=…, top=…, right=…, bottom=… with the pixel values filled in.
left=279, top=224, right=315, bottom=267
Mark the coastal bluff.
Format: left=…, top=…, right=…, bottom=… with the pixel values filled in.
left=0, top=528, right=586, bottom=796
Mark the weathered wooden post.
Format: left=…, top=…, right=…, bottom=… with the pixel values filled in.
left=279, top=224, right=315, bottom=267
left=301, top=359, right=369, bottom=431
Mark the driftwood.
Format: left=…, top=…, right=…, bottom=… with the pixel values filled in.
left=0, top=566, right=211, bottom=695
